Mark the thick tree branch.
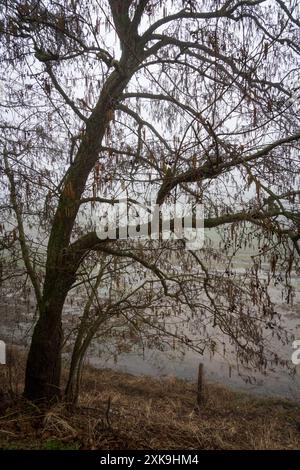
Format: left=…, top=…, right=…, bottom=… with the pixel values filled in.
left=156, top=130, right=300, bottom=205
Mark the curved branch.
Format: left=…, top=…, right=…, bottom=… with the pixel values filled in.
left=45, top=64, right=87, bottom=122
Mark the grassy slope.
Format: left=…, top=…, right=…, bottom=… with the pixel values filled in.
left=1, top=352, right=300, bottom=450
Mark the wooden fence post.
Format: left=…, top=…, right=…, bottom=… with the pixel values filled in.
left=197, top=363, right=205, bottom=407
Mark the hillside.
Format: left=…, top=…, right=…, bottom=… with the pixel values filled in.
left=0, top=351, right=300, bottom=450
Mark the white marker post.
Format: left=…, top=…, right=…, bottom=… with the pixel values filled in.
left=0, top=340, right=6, bottom=365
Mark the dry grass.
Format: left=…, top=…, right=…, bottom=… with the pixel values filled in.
left=0, top=348, right=300, bottom=450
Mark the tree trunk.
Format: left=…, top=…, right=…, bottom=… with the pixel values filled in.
left=65, top=268, right=106, bottom=404
left=65, top=325, right=100, bottom=404
left=65, top=336, right=83, bottom=404
left=24, top=303, right=63, bottom=402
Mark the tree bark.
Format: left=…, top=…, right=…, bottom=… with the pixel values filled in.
left=24, top=262, right=77, bottom=401
left=24, top=301, right=64, bottom=402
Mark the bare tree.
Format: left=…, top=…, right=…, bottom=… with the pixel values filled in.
left=0, top=0, right=299, bottom=402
